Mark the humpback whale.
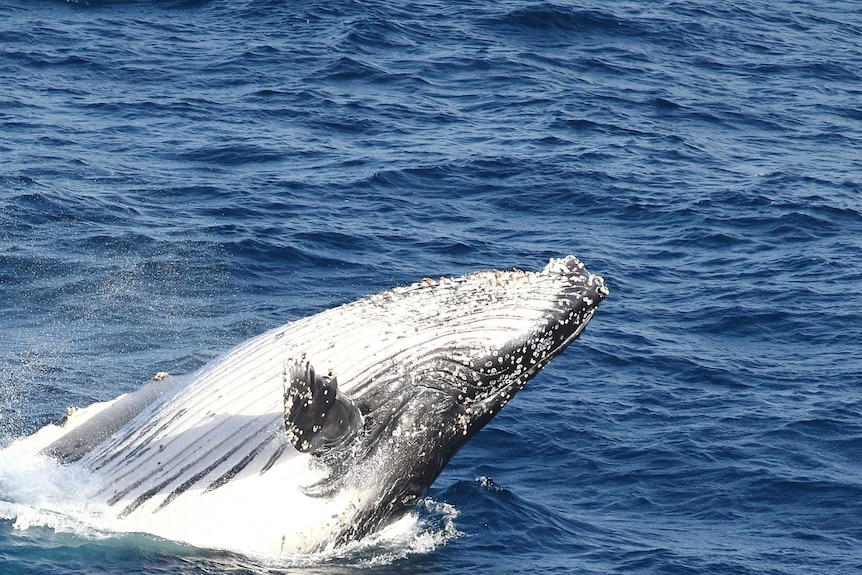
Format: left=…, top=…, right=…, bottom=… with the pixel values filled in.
left=0, top=256, right=607, bottom=555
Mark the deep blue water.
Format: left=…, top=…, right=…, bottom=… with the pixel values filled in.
left=2, top=0, right=861, bottom=573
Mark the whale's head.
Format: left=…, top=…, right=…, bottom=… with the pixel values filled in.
left=283, top=256, right=608, bottom=548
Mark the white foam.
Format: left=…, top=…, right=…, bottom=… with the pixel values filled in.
left=235, top=497, right=462, bottom=569
left=0, top=435, right=462, bottom=566
left=0, top=442, right=101, bottom=535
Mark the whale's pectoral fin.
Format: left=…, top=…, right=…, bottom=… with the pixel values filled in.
left=42, top=372, right=176, bottom=463
left=283, top=358, right=363, bottom=457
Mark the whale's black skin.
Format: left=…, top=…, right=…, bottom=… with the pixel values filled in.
left=284, top=256, right=608, bottom=546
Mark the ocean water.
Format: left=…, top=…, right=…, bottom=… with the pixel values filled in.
left=1, top=0, right=861, bottom=573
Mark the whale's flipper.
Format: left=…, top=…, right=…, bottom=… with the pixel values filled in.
left=283, top=358, right=363, bottom=457
left=41, top=372, right=176, bottom=463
